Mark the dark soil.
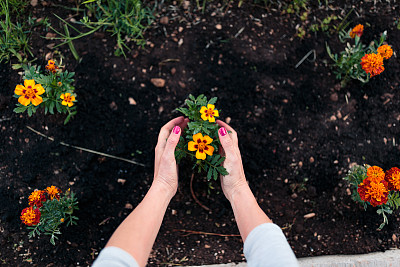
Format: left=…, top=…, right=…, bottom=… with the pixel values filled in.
left=1, top=0, right=400, bottom=266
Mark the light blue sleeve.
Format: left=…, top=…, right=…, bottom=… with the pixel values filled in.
left=244, top=223, right=299, bottom=267
left=92, top=246, right=139, bottom=267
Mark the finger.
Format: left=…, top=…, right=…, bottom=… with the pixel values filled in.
left=163, top=125, right=182, bottom=159
left=177, top=118, right=189, bottom=130
left=157, top=116, right=184, bottom=144
left=218, top=127, right=236, bottom=156
left=216, top=120, right=235, bottom=132
left=216, top=120, right=238, bottom=144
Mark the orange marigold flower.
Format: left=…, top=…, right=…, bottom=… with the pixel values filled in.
left=360, top=53, right=384, bottom=78
left=46, top=186, right=61, bottom=200
left=45, top=60, right=58, bottom=73
left=366, top=166, right=385, bottom=182
left=377, top=44, right=393, bottom=60
left=358, top=178, right=388, bottom=207
left=188, top=133, right=214, bottom=160
left=20, top=207, right=41, bottom=226
left=28, top=190, right=47, bottom=208
left=60, top=93, right=76, bottom=107
left=385, top=167, right=400, bottom=191
left=60, top=218, right=65, bottom=223
left=14, top=80, right=45, bottom=106
left=200, top=104, right=219, bottom=123
left=350, top=24, right=364, bottom=38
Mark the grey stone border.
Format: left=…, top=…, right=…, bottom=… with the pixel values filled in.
left=189, top=249, right=400, bottom=267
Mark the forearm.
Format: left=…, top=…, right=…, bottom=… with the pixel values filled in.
left=105, top=182, right=173, bottom=267
left=229, top=184, right=272, bottom=241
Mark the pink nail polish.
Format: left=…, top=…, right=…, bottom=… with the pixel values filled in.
left=219, top=127, right=227, bottom=136
left=173, top=126, right=181, bottom=134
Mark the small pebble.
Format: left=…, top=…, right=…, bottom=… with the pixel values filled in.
left=160, top=16, right=169, bottom=25
left=128, top=97, right=137, bottom=105
left=304, top=213, right=316, bottom=219
left=151, top=78, right=166, bottom=88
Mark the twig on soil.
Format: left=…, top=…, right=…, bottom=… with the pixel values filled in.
left=26, top=126, right=147, bottom=167
left=295, top=49, right=316, bottom=68
left=159, top=58, right=180, bottom=66
left=174, top=229, right=241, bottom=237
left=234, top=27, right=245, bottom=38
left=190, top=173, right=210, bottom=211
left=99, top=217, right=113, bottom=226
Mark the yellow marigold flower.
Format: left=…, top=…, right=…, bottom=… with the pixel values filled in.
left=350, top=24, right=364, bottom=38
left=45, top=60, right=58, bottom=73
left=28, top=190, right=47, bottom=208
left=46, top=186, right=61, bottom=200
left=360, top=53, right=384, bottom=77
left=366, top=166, right=385, bottom=183
left=14, top=80, right=45, bottom=106
left=188, top=133, right=214, bottom=160
left=377, top=44, right=393, bottom=60
left=60, top=93, right=76, bottom=107
left=20, top=207, right=41, bottom=226
left=200, top=104, right=219, bottom=123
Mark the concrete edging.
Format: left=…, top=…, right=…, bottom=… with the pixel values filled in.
left=189, top=249, right=400, bottom=267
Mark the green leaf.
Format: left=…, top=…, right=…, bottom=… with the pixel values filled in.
left=49, top=101, right=55, bottom=114
left=207, top=166, right=213, bottom=181
left=64, top=114, right=71, bottom=125
left=210, top=155, right=220, bottom=165
left=218, top=166, right=229, bottom=176
left=13, top=105, right=28, bottom=113
left=55, top=102, right=62, bottom=113
left=208, top=97, right=217, bottom=105
left=185, top=99, right=194, bottom=107
left=213, top=167, right=218, bottom=181
left=216, top=156, right=225, bottom=165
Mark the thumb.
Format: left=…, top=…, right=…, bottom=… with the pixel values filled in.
left=163, top=126, right=181, bottom=158
left=218, top=127, right=236, bottom=156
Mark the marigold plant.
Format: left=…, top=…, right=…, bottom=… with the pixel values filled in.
left=175, top=94, right=228, bottom=182
left=13, top=59, right=77, bottom=124
left=345, top=164, right=400, bottom=229
left=20, top=186, right=79, bottom=245
left=326, top=26, right=393, bottom=86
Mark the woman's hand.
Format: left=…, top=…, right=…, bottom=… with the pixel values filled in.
left=153, top=116, right=189, bottom=198
left=216, top=120, right=248, bottom=202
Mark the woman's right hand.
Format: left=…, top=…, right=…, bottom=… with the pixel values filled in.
left=216, top=120, right=248, bottom=202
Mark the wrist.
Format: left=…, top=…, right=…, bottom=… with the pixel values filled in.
left=151, top=179, right=176, bottom=200
left=226, top=179, right=250, bottom=203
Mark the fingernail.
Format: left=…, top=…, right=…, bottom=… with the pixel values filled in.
left=173, top=126, right=181, bottom=134
left=219, top=127, right=227, bottom=136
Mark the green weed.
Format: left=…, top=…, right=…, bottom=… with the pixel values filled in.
left=80, top=0, right=154, bottom=56
left=310, top=15, right=338, bottom=34
left=0, top=0, right=33, bottom=64
left=0, top=0, right=29, bottom=17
